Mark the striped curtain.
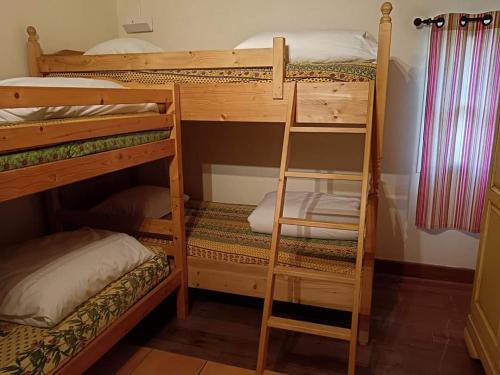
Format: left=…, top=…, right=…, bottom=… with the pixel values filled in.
left=416, top=11, right=500, bottom=233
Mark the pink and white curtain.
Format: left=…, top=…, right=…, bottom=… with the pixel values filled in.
left=416, top=11, right=500, bottom=233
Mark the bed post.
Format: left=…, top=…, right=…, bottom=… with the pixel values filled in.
left=272, top=37, right=285, bottom=100
left=359, top=1, right=392, bottom=345
left=374, top=1, right=392, bottom=182
left=169, top=83, right=189, bottom=319
left=26, top=26, right=43, bottom=77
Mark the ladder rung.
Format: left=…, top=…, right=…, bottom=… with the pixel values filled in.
left=290, top=126, right=366, bottom=134
left=274, top=266, right=355, bottom=284
left=279, top=217, right=359, bottom=231
left=267, top=316, right=351, bottom=341
left=284, top=171, right=363, bottom=181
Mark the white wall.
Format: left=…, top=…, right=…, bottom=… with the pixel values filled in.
left=0, top=1, right=118, bottom=246
left=0, top=0, right=118, bottom=78
left=0, top=1, right=492, bottom=268
left=117, top=0, right=499, bottom=269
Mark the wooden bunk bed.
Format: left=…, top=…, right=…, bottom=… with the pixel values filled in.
left=26, top=1, right=393, bottom=360
left=0, top=84, right=187, bottom=374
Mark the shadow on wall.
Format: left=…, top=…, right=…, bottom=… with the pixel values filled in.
left=376, top=58, right=423, bottom=262
left=182, top=121, right=364, bottom=202
left=0, top=194, right=46, bottom=247
left=58, top=168, right=134, bottom=210
left=182, top=121, right=283, bottom=201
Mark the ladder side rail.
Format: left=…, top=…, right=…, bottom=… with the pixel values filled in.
left=256, top=82, right=297, bottom=374
left=348, top=81, right=376, bottom=374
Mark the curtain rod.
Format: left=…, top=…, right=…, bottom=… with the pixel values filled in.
left=413, top=14, right=493, bottom=28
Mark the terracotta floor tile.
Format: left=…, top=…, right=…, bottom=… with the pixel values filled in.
left=131, top=350, right=206, bottom=375
left=201, top=361, right=284, bottom=375
left=86, top=343, right=152, bottom=375
left=201, top=361, right=254, bottom=375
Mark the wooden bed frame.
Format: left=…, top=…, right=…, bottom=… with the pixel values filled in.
left=0, top=85, right=188, bottom=374
left=26, top=2, right=392, bottom=345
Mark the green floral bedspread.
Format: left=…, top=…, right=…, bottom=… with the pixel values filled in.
left=0, top=130, right=170, bottom=172
left=0, top=244, right=170, bottom=375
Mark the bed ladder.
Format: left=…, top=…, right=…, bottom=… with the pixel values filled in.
left=256, top=81, right=375, bottom=375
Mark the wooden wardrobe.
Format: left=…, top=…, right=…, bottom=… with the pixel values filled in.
left=465, top=109, right=500, bottom=375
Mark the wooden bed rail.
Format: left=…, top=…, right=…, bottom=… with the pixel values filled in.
left=0, top=86, right=174, bottom=154
left=0, top=86, right=173, bottom=108
left=57, top=209, right=175, bottom=243
left=179, top=81, right=372, bottom=123
left=26, top=26, right=286, bottom=99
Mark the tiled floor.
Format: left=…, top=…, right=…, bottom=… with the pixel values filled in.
left=89, top=345, right=282, bottom=374
left=88, top=274, right=485, bottom=374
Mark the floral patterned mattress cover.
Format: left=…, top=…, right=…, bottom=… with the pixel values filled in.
left=0, top=129, right=170, bottom=172
left=48, top=61, right=376, bottom=85
left=145, top=201, right=358, bottom=277
left=0, top=243, right=170, bottom=375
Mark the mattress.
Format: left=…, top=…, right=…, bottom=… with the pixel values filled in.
left=0, top=243, right=170, bottom=375
left=48, top=61, right=377, bottom=85
left=146, top=201, right=358, bottom=276
left=0, top=127, right=170, bottom=172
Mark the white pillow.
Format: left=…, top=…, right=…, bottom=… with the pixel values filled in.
left=0, top=228, right=153, bottom=328
left=0, top=77, right=158, bottom=123
left=92, top=185, right=190, bottom=219
left=248, top=191, right=360, bottom=240
left=235, top=31, right=378, bottom=63
left=85, top=38, right=164, bottom=55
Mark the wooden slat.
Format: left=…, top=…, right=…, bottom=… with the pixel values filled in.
left=140, top=239, right=176, bottom=257
left=0, top=113, right=172, bottom=153
left=279, top=217, right=359, bottom=231
left=188, top=257, right=354, bottom=311
left=180, top=83, right=291, bottom=122
left=274, top=266, right=355, bottom=284
left=138, top=218, right=173, bottom=236
left=272, top=37, right=285, bottom=100
left=284, top=171, right=363, bottom=181
left=0, top=86, right=172, bottom=108
left=58, top=210, right=173, bottom=237
left=38, top=48, right=274, bottom=73
left=296, top=82, right=370, bottom=124
left=290, top=126, right=366, bottom=134
left=0, top=139, right=175, bottom=202
left=177, top=82, right=371, bottom=124
left=267, top=316, right=351, bottom=341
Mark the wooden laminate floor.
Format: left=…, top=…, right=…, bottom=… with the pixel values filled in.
left=89, top=274, right=484, bottom=375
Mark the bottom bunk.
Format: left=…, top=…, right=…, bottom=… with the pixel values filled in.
left=0, top=241, right=177, bottom=375
left=142, top=201, right=359, bottom=312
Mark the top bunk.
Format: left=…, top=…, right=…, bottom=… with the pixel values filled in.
left=0, top=82, right=180, bottom=203
left=23, top=2, right=392, bottom=185
left=25, top=3, right=392, bottom=121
